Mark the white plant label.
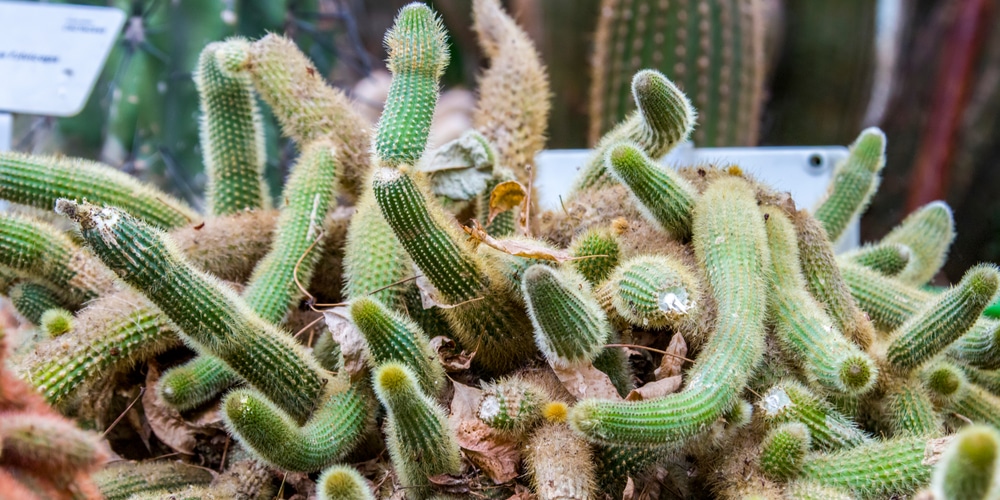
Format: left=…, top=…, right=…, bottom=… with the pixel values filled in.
left=0, top=1, right=125, bottom=116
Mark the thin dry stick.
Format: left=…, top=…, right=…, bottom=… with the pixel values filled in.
left=102, top=386, right=145, bottom=438
left=604, top=343, right=696, bottom=363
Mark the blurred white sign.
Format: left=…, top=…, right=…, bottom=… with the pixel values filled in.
left=0, top=1, right=125, bottom=116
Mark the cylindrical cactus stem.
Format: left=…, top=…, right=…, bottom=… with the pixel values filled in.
left=317, top=465, right=375, bottom=500
left=792, top=210, right=876, bottom=350
left=797, top=436, right=943, bottom=498
left=522, top=265, right=610, bottom=367
left=374, top=3, right=449, bottom=166
left=477, top=375, right=549, bottom=437
left=764, top=206, right=877, bottom=395
left=949, top=383, right=1000, bottom=428
left=886, top=382, right=942, bottom=438
left=8, top=281, right=64, bottom=325
left=605, top=141, right=698, bottom=239
left=196, top=39, right=269, bottom=216
left=568, top=227, right=621, bottom=286
left=960, top=365, right=1000, bottom=396
left=0, top=413, right=107, bottom=480
left=19, top=291, right=180, bottom=407
left=596, top=254, right=701, bottom=333
left=221, top=35, right=370, bottom=198
left=812, top=128, right=887, bottom=242
left=886, top=264, right=999, bottom=370
left=880, top=201, right=956, bottom=286
left=39, top=308, right=72, bottom=337
left=922, top=361, right=968, bottom=409
left=759, top=380, right=871, bottom=451
left=595, top=444, right=670, bottom=497
left=948, top=319, right=1000, bottom=369
left=574, top=69, right=696, bottom=192
left=931, top=425, right=1000, bottom=500
left=93, top=461, right=214, bottom=500
left=839, top=243, right=912, bottom=277
left=373, top=363, right=461, bottom=496
left=471, top=0, right=550, bottom=185
left=760, top=422, right=811, bottom=481
left=569, top=176, right=769, bottom=446
left=158, top=356, right=240, bottom=412
left=372, top=167, right=534, bottom=372
left=343, top=187, right=411, bottom=308
left=349, top=296, right=446, bottom=396
left=0, top=214, right=114, bottom=308
left=526, top=422, right=597, bottom=500
left=170, top=209, right=279, bottom=284
left=0, top=152, right=197, bottom=229
left=221, top=381, right=371, bottom=473
left=839, top=261, right=932, bottom=331
left=56, top=200, right=328, bottom=424
left=783, top=482, right=858, bottom=500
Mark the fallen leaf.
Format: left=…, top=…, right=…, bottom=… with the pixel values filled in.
left=449, top=381, right=522, bottom=483
left=487, top=180, right=526, bottom=224
left=622, top=477, right=635, bottom=500
left=143, top=362, right=224, bottom=455
left=463, top=220, right=572, bottom=262
left=506, top=485, right=537, bottom=500
left=427, top=473, right=472, bottom=495
left=419, top=131, right=495, bottom=200
left=429, top=336, right=475, bottom=372
left=551, top=362, right=622, bottom=401
left=654, top=333, right=687, bottom=380
left=323, top=307, right=367, bottom=383
left=625, top=375, right=682, bottom=401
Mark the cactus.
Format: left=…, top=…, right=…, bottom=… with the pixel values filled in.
left=881, top=201, right=956, bottom=286
left=568, top=227, right=621, bottom=286
left=372, top=363, right=461, bottom=497
left=605, top=141, right=698, bottom=239
left=931, top=425, right=1000, bottom=500
left=759, top=381, right=871, bottom=451
left=597, top=253, right=701, bottom=332
left=9, top=281, right=63, bottom=326
left=39, top=308, right=72, bottom=338
left=522, top=265, right=610, bottom=367
left=569, top=176, right=769, bottom=446
left=93, top=461, right=214, bottom=500
left=840, top=242, right=912, bottom=277
left=590, top=0, right=764, bottom=147
left=196, top=40, right=269, bottom=216
left=0, top=152, right=197, bottom=230
left=317, top=465, right=375, bottom=500
left=886, top=383, right=942, bottom=438
left=478, top=375, right=549, bottom=436
left=813, top=128, right=887, bottom=242
left=574, top=69, right=696, bottom=192
left=797, top=436, right=941, bottom=498
left=526, top=422, right=597, bottom=500
left=760, top=423, right=811, bottom=481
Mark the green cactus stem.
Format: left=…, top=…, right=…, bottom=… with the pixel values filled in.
left=590, top=0, right=763, bottom=148
left=196, top=40, right=269, bottom=216
left=0, top=213, right=114, bottom=308
left=569, top=176, right=768, bottom=446
left=221, top=380, right=370, bottom=472
left=158, top=356, right=240, bottom=412
left=797, top=436, right=942, bottom=498
left=949, top=383, right=1000, bottom=428
left=759, top=381, right=871, bottom=451
left=56, top=200, right=328, bottom=424
left=840, top=243, right=912, bottom=277
left=760, top=423, right=811, bottom=481
left=764, top=207, right=876, bottom=395
left=39, top=308, right=72, bottom=337
left=921, top=361, right=967, bottom=407
left=477, top=375, right=548, bottom=437
left=839, top=261, right=932, bottom=331
left=813, top=128, right=886, bottom=242
left=0, top=152, right=197, bottom=229
left=931, top=425, right=1000, bottom=500
left=8, top=281, right=63, bottom=326
left=522, top=265, right=611, bottom=367
left=372, top=167, right=535, bottom=372
left=568, top=227, right=621, bottom=286
left=880, top=201, right=955, bottom=286
left=605, top=141, right=698, bottom=239
left=373, top=3, right=449, bottom=166
left=595, top=444, right=669, bottom=497
left=317, top=465, right=375, bottom=500
left=342, top=187, right=412, bottom=308
left=886, top=265, right=999, bottom=370
left=948, top=319, right=1000, bottom=370
left=574, top=69, right=696, bottom=192
left=94, top=461, right=214, bottom=500
left=373, top=363, right=461, bottom=497
left=596, top=254, right=701, bottom=332
left=886, top=383, right=941, bottom=438
left=783, top=482, right=857, bottom=500
left=792, top=210, right=877, bottom=350
left=349, top=296, right=446, bottom=396
left=526, top=422, right=597, bottom=500
left=20, top=291, right=180, bottom=407
left=959, top=365, right=1000, bottom=396
left=221, top=34, right=371, bottom=198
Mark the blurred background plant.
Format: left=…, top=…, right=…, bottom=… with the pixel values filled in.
left=9, top=0, right=1000, bottom=279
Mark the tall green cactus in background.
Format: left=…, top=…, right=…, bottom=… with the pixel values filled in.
left=590, top=0, right=765, bottom=147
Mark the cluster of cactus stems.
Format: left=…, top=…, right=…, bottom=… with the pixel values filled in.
left=3, top=1, right=1000, bottom=499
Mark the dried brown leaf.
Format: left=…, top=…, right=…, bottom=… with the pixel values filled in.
left=142, top=362, right=224, bottom=455
left=488, top=180, right=526, bottom=224
left=552, top=362, right=622, bottom=401
left=622, top=477, right=635, bottom=500
left=449, top=382, right=522, bottom=483
left=654, top=333, right=687, bottom=380
left=507, top=485, right=537, bottom=500
left=323, top=307, right=367, bottom=383
left=625, top=375, right=682, bottom=401
left=430, top=336, right=474, bottom=372
left=464, top=220, right=572, bottom=261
